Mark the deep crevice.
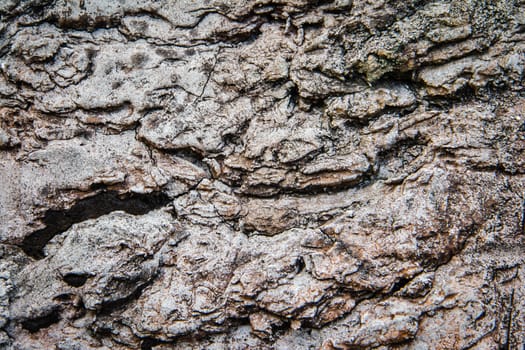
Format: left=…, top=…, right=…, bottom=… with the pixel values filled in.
left=21, top=309, right=61, bottom=333
left=63, top=273, right=90, bottom=287
left=20, top=190, right=171, bottom=260
left=390, top=276, right=411, bottom=294
left=141, top=337, right=163, bottom=350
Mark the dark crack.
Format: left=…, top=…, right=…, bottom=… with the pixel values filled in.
left=21, top=309, right=60, bottom=333
left=20, top=190, right=171, bottom=259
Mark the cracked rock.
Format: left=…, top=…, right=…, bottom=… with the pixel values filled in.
left=1, top=0, right=524, bottom=349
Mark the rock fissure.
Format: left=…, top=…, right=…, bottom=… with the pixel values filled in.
left=20, top=190, right=171, bottom=259
left=1, top=0, right=524, bottom=348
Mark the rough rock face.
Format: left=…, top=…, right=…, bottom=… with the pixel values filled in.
left=0, top=0, right=524, bottom=349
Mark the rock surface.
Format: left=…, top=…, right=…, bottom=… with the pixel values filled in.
left=0, top=0, right=524, bottom=349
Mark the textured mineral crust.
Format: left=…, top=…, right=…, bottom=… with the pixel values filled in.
left=0, top=0, right=524, bottom=349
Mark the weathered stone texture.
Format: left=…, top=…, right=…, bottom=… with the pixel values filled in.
left=0, top=0, right=524, bottom=348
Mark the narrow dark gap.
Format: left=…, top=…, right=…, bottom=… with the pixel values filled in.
left=390, top=277, right=411, bottom=293
left=20, top=190, right=171, bottom=260
left=213, top=22, right=263, bottom=45
left=141, top=337, right=163, bottom=350
left=221, top=118, right=251, bottom=147
left=63, top=273, right=90, bottom=287
left=21, top=309, right=61, bottom=333
left=283, top=175, right=373, bottom=196
left=455, top=83, right=478, bottom=102
left=238, top=172, right=374, bottom=200
left=520, top=198, right=525, bottom=234
left=375, top=69, right=416, bottom=85
left=295, top=256, right=305, bottom=273
left=287, top=83, right=299, bottom=111
left=271, top=319, right=291, bottom=336
left=47, top=12, right=123, bottom=31
left=164, top=146, right=205, bottom=162
left=499, top=289, right=515, bottom=350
